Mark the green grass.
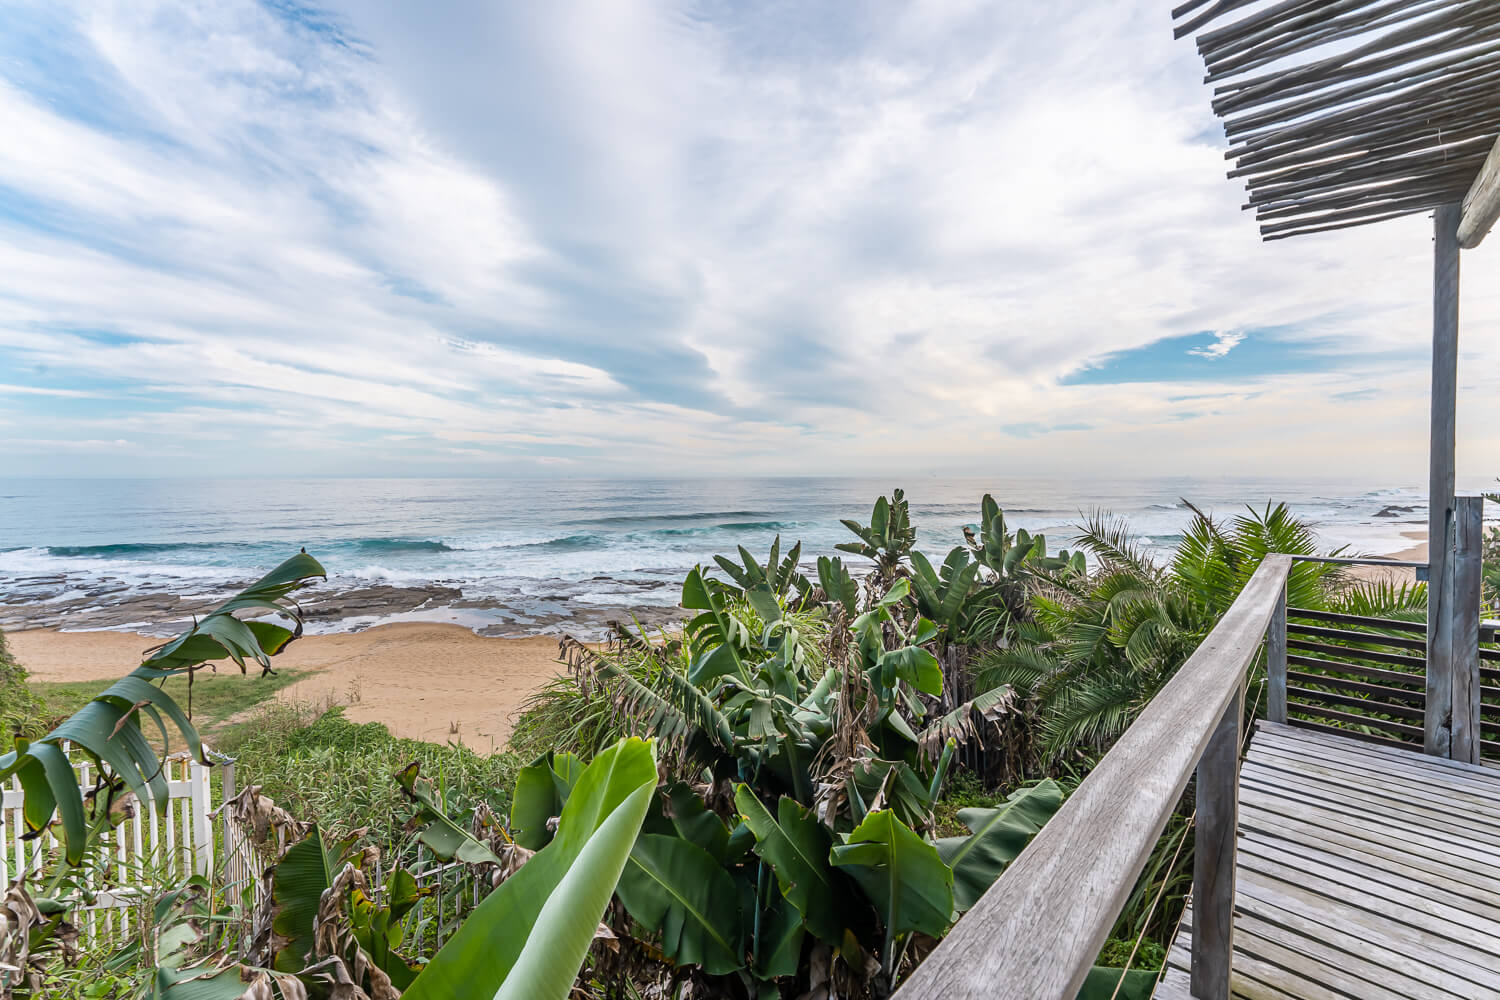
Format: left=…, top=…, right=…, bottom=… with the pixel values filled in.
left=32, top=668, right=306, bottom=740
left=931, top=770, right=1001, bottom=837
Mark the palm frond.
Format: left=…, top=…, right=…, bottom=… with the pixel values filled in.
left=1072, top=510, right=1159, bottom=578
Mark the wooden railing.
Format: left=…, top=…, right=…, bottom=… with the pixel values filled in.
left=894, top=554, right=1293, bottom=1000
left=1265, top=496, right=1490, bottom=764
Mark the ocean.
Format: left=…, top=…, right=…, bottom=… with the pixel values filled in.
left=0, top=477, right=1428, bottom=638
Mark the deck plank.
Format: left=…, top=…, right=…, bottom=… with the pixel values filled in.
left=1154, top=725, right=1500, bottom=999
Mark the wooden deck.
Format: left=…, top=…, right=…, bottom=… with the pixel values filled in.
left=1156, top=721, right=1500, bottom=999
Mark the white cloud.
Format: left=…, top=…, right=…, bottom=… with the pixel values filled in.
left=1189, top=331, right=1247, bottom=359
left=0, top=0, right=1495, bottom=481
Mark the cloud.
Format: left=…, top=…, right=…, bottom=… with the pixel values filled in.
left=1189, top=331, right=1246, bottom=359
left=0, top=0, right=1496, bottom=480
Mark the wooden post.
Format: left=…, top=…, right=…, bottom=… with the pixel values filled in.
left=1192, top=685, right=1242, bottom=1000
left=1451, top=495, right=1484, bottom=764
left=1426, top=203, right=1462, bottom=759
left=1267, top=580, right=1288, bottom=725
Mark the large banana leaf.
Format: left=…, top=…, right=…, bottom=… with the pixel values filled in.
left=934, top=779, right=1063, bottom=912
left=141, top=551, right=326, bottom=674
left=753, top=895, right=806, bottom=980
left=829, top=809, right=953, bottom=946
left=403, top=737, right=657, bottom=1000
left=665, top=782, right=730, bottom=861
left=614, top=832, right=745, bottom=975
left=734, top=785, right=851, bottom=947
left=0, top=552, right=324, bottom=865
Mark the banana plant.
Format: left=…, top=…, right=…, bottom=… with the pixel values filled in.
left=402, top=737, right=658, bottom=1000
left=909, top=547, right=983, bottom=647
left=713, top=535, right=813, bottom=614
left=934, top=779, right=1063, bottom=912
left=0, top=552, right=325, bottom=868
left=838, top=489, right=916, bottom=581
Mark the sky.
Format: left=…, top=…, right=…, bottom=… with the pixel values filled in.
left=0, top=0, right=1496, bottom=482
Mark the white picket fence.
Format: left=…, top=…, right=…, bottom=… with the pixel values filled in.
left=0, top=749, right=219, bottom=938
left=1, top=748, right=492, bottom=953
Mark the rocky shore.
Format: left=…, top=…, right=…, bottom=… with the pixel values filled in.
left=0, top=574, right=684, bottom=639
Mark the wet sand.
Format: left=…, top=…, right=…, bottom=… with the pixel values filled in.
left=5, top=623, right=567, bottom=749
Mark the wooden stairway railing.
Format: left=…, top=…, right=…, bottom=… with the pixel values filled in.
left=893, top=555, right=1294, bottom=1000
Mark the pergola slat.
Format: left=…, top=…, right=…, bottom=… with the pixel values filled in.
left=1175, top=0, right=1500, bottom=242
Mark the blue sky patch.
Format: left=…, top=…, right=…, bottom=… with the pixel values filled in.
left=1061, top=329, right=1342, bottom=385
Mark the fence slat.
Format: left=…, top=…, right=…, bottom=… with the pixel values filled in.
left=0, top=748, right=226, bottom=945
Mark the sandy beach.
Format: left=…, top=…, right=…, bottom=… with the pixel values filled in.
left=6, top=623, right=568, bottom=749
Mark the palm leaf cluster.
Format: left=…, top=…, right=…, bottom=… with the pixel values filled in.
left=978, top=503, right=1393, bottom=756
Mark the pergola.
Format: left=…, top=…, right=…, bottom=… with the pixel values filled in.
left=1173, top=0, right=1500, bottom=762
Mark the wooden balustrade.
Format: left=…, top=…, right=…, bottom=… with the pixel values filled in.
left=893, top=555, right=1294, bottom=1000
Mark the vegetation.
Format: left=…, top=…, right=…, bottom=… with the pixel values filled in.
left=220, top=701, right=520, bottom=866
left=0, top=489, right=1433, bottom=999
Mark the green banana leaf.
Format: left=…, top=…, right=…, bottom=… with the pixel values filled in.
left=509, top=749, right=583, bottom=849
left=147, top=965, right=251, bottom=1000
left=734, top=785, right=850, bottom=947
left=615, top=832, right=745, bottom=975
left=682, top=566, right=750, bottom=685
left=817, top=555, right=859, bottom=616
left=934, top=779, right=1064, bottom=912
left=830, top=809, right=953, bottom=944
left=1077, top=966, right=1158, bottom=1000
left=753, top=895, right=806, bottom=980
left=666, top=782, right=730, bottom=861
left=397, top=760, right=505, bottom=865
left=350, top=866, right=428, bottom=989
left=143, top=551, right=326, bottom=673
left=271, top=825, right=354, bottom=972
left=403, top=737, right=657, bottom=1000
left=0, top=553, right=324, bottom=865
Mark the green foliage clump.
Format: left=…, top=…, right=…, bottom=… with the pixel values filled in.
left=1098, top=937, right=1166, bottom=972
left=220, top=702, right=520, bottom=864
left=0, top=629, right=50, bottom=738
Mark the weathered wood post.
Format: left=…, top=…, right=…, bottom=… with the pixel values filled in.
left=1192, top=682, right=1242, bottom=1000
left=1267, top=579, right=1288, bottom=725
left=1451, top=495, right=1484, bottom=763
left=1426, top=203, right=1462, bottom=759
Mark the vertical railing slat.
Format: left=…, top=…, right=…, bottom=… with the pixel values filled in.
left=1267, top=579, right=1288, bottom=725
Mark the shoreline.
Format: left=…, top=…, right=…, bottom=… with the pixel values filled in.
left=5, top=529, right=1436, bottom=749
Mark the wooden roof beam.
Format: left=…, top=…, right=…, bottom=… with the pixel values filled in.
left=1458, top=134, right=1500, bottom=249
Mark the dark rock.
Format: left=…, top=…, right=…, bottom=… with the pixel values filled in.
left=1374, top=504, right=1418, bottom=518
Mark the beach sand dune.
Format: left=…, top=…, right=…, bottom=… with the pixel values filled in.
left=6, top=623, right=567, bottom=749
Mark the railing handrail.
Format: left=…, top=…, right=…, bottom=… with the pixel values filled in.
left=894, top=553, right=1293, bottom=1000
